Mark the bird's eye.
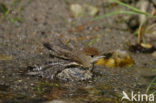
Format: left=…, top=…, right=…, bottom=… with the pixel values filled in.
left=90, top=55, right=94, bottom=57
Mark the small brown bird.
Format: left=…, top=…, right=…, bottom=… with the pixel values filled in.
left=44, top=39, right=134, bottom=69
left=43, top=39, right=104, bottom=70
left=28, top=39, right=134, bottom=81
left=27, top=39, right=104, bottom=81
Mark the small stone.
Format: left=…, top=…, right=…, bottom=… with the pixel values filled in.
left=70, top=4, right=84, bottom=17
left=70, top=4, right=99, bottom=18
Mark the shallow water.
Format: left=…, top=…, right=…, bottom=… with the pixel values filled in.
left=0, top=0, right=156, bottom=103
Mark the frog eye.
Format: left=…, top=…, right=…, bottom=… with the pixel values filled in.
left=90, top=55, right=94, bottom=57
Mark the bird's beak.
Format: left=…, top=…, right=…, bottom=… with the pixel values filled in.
left=90, top=55, right=105, bottom=63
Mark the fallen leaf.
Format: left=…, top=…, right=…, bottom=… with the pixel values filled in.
left=95, top=50, right=134, bottom=68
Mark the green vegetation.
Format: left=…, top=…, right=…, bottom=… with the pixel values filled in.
left=35, top=81, right=59, bottom=94
left=91, top=0, right=156, bottom=45
left=0, top=3, right=8, bottom=15
left=90, top=0, right=156, bottom=46
left=94, top=0, right=156, bottom=20
left=0, top=0, right=22, bottom=24
left=88, top=38, right=98, bottom=46
left=146, top=77, right=156, bottom=95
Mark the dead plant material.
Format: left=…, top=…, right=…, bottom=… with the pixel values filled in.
left=129, top=43, right=156, bottom=53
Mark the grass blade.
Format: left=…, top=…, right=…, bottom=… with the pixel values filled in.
left=146, top=76, right=156, bottom=93
left=113, top=0, right=152, bottom=16
left=93, top=10, right=139, bottom=20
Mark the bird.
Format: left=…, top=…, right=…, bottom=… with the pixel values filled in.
left=28, top=38, right=134, bottom=81
left=43, top=39, right=134, bottom=69
left=27, top=38, right=105, bottom=81
left=43, top=39, right=104, bottom=71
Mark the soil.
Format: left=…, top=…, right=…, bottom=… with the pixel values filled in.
left=0, top=0, right=156, bottom=103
